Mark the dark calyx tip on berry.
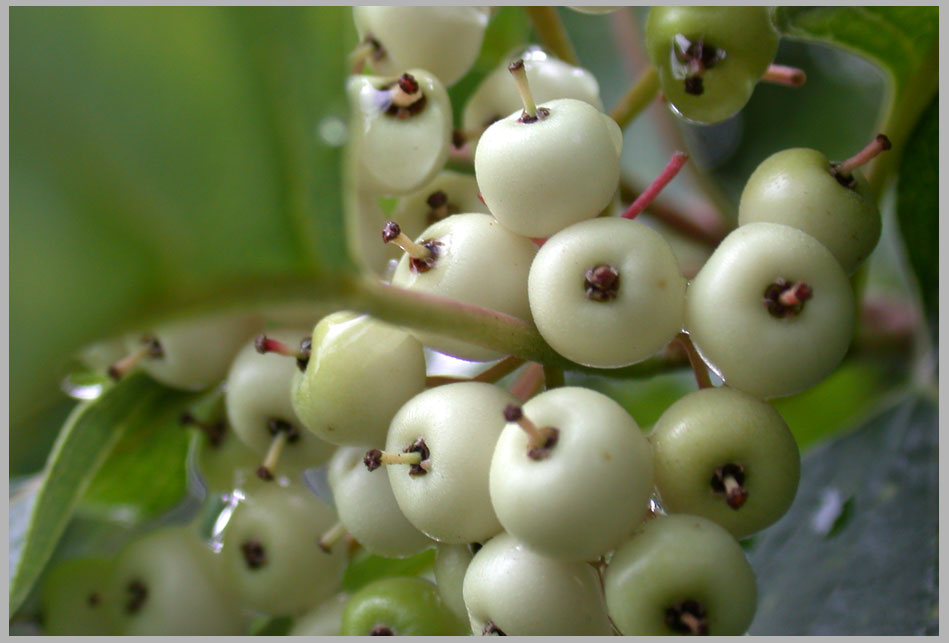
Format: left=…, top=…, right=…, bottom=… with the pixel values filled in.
left=397, top=73, right=419, bottom=95
left=503, top=404, right=523, bottom=423
left=711, top=463, right=748, bottom=510
left=426, top=190, right=448, bottom=209
left=364, top=448, right=383, bottom=472
left=508, top=58, right=525, bottom=73
left=370, top=625, right=395, bottom=635
left=125, top=579, right=148, bottom=614
left=876, top=133, right=892, bottom=150
left=526, top=426, right=560, bottom=461
left=241, top=540, right=267, bottom=569
left=584, top=264, right=621, bottom=302
left=683, top=75, right=704, bottom=96
left=665, top=599, right=709, bottom=635
left=381, top=221, right=401, bottom=243
left=268, top=417, right=300, bottom=442
left=405, top=437, right=431, bottom=477
left=256, top=465, right=274, bottom=480
left=518, top=106, right=550, bottom=124
left=483, top=621, right=507, bottom=635
left=297, top=337, right=312, bottom=372
left=409, top=240, right=442, bottom=274
left=452, top=129, right=467, bottom=149
left=143, top=334, right=164, bottom=358
left=763, top=279, right=813, bottom=318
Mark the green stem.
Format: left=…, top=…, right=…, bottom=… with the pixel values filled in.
left=524, top=6, right=579, bottom=66
left=609, top=66, right=660, bottom=130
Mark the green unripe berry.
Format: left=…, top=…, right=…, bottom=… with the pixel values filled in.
left=649, top=386, right=800, bottom=538
left=40, top=558, right=115, bottom=635
left=106, top=527, right=247, bottom=635
left=738, top=147, right=881, bottom=274
left=646, top=7, right=779, bottom=124
left=605, top=514, right=757, bottom=635
left=340, top=576, right=468, bottom=636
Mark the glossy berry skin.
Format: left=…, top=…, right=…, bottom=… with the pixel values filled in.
left=649, top=386, right=800, bottom=538
left=528, top=217, right=687, bottom=368
left=646, top=7, right=779, bottom=124
left=292, top=312, right=427, bottom=447
left=353, top=7, right=490, bottom=86
left=475, top=97, right=622, bottom=238
left=462, top=532, right=614, bottom=636
left=463, top=46, right=603, bottom=145
left=341, top=576, right=468, bottom=636
left=391, top=170, right=491, bottom=241
left=433, top=543, right=478, bottom=622
left=685, top=222, right=855, bottom=399
left=288, top=593, right=349, bottom=636
left=604, top=514, right=757, bottom=636
left=738, top=148, right=881, bottom=274
left=122, top=313, right=263, bottom=391
left=391, top=213, right=537, bottom=362
left=220, top=480, right=347, bottom=616
left=385, top=382, right=517, bottom=544
left=106, top=527, right=247, bottom=636
left=41, top=558, right=114, bottom=635
left=226, top=328, right=334, bottom=479
left=328, top=446, right=434, bottom=558
left=347, top=68, right=452, bottom=197
left=490, top=386, right=653, bottom=561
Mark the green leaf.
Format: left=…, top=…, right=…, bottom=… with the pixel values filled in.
left=77, top=384, right=200, bottom=523
left=342, top=548, right=436, bottom=594
left=896, top=97, right=938, bottom=334
left=747, top=392, right=937, bottom=635
left=773, top=7, right=938, bottom=94
left=250, top=615, right=295, bottom=636
left=9, top=373, right=187, bottom=613
left=11, top=7, right=356, bottom=445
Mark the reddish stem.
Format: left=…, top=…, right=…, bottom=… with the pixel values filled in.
left=621, top=152, right=689, bottom=220
left=760, top=64, right=807, bottom=88
left=510, top=362, right=545, bottom=402
left=675, top=332, right=712, bottom=390
left=836, top=134, right=892, bottom=175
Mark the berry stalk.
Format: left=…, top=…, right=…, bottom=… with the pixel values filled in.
left=609, top=65, right=660, bottom=130
left=621, top=151, right=689, bottom=220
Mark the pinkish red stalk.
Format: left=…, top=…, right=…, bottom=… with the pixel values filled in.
left=621, top=151, right=689, bottom=220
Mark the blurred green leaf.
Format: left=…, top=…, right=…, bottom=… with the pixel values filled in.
left=77, top=382, right=199, bottom=523
left=11, top=6, right=356, bottom=441
left=250, top=615, right=295, bottom=636
left=895, top=98, right=938, bottom=336
left=342, top=548, right=436, bottom=594
left=748, top=392, right=937, bottom=635
left=773, top=7, right=937, bottom=93
left=10, top=374, right=180, bottom=613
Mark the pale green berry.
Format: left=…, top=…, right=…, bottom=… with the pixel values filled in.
left=40, top=558, right=114, bottom=635
left=475, top=98, right=622, bottom=238
left=528, top=217, right=687, bottom=368
left=685, top=222, right=855, bottom=399
left=433, top=543, right=478, bottom=622
left=490, top=386, right=653, bottom=561
left=118, top=313, right=263, bottom=391
left=347, top=69, right=452, bottom=197
left=738, top=147, right=881, bottom=274
left=645, top=7, right=779, bottom=124
left=328, top=446, right=434, bottom=558
left=288, top=593, right=349, bottom=636
left=605, top=514, right=757, bottom=636
left=292, top=312, right=427, bottom=447
left=390, top=170, right=490, bottom=240
left=384, top=382, right=517, bottom=543
left=220, top=480, right=347, bottom=616
left=106, top=527, right=247, bottom=635
left=649, top=386, right=800, bottom=538
left=390, top=213, right=537, bottom=362
left=353, top=6, right=490, bottom=86
left=463, top=532, right=614, bottom=636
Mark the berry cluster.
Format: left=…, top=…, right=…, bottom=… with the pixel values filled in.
left=40, top=6, right=889, bottom=636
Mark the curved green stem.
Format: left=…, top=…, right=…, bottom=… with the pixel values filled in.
left=610, top=66, right=660, bottom=130
left=524, top=6, right=579, bottom=66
